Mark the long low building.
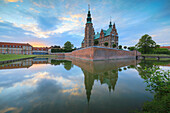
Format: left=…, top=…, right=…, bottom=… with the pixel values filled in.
left=0, top=42, right=50, bottom=55
left=32, top=47, right=48, bottom=55
left=0, top=42, right=33, bottom=55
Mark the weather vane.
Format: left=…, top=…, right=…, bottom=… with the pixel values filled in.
left=88, top=4, right=90, bottom=11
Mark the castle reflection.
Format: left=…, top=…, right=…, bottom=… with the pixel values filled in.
left=0, top=57, right=141, bottom=103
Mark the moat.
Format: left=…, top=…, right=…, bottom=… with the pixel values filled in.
left=0, top=58, right=169, bottom=113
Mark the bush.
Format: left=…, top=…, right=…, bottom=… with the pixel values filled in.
left=142, top=67, right=170, bottom=112
left=104, top=42, right=108, bottom=47
left=154, top=48, right=170, bottom=55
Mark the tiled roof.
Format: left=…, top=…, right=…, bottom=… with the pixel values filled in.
left=33, top=47, right=48, bottom=51
left=94, top=33, right=100, bottom=39
left=160, top=46, right=170, bottom=49
left=94, top=27, right=113, bottom=39
left=0, top=42, right=32, bottom=47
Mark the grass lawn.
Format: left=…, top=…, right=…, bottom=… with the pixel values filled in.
left=0, top=54, right=59, bottom=62
left=144, top=58, right=170, bottom=61
left=142, top=54, right=170, bottom=56
left=0, top=54, right=35, bottom=61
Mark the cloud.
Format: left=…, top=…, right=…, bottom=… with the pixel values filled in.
left=32, top=1, right=54, bottom=8
left=29, top=8, right=40, bottom=13
left=0, top=17, right=4, bottom=23
left=0, top=107, right=22, bottom=113
left=4, top=0, right=23, bottom=3
left=149, top=26, right=170, bottom=45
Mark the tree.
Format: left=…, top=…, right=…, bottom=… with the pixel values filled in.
left=112, top=44, right=116, bottom=48
left=124, top=46, right=127, bottom=49
left=135, top=34, right=156, bottom=54
left=94, top=40, right=99, bottom=45
left=118, top=45, right=122, bottom=49
left=128, top=46, right=136, bottom=51
left=64, top=41, right=74, bottom=51
left=104, top=42, right=108, bottom=47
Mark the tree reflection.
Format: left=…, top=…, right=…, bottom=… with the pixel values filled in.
left=51, top=59, right=73, bottom=71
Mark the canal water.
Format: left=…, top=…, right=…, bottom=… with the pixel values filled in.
left=0, top=58, right=169, bottom=113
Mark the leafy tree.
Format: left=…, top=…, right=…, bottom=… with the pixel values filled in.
left=64, top=41, right=74, bottom=51
left=124, top=46, right=127, bottom=49
left=142, top=67, right=170, bottom=113
left=128, top=46, right=136, bottom=51
left=104, top=42, right=108, bottom=47
left=118, top=45, right=122, bottom=49
left=155, top=45, right=160, bottom=49
left=135, top=34, right=156, bottom=54
left=94, top=40, right=99, bottom=45
left=112, top=44, right=116, bottom=48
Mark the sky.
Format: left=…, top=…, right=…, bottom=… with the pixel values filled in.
left=0, top=0, right=170, bottom=47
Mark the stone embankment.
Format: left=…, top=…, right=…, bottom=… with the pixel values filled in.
left=64, top=46, right=141, bottom=61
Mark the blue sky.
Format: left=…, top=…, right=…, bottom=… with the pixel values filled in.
left=0, top=0, right=170, bottom=47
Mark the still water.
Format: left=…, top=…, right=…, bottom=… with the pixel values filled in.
left=0, top=58, right=169, bottom=113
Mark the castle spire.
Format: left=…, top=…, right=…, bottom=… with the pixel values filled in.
left=109, top=16, right=112, bottom=28
left=87, top=4, right=92, bottom=23
left=113, top=22, right=115, bottom=29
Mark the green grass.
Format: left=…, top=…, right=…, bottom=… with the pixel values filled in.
left=144, top=58, right=170, bottom=61
left=142, top=54, right=170, bottom=56
left=0, top=54, right=59, bottom=61
left=0, top=54, right=35, bottom=61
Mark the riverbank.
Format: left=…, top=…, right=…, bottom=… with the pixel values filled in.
left=0, top=54, right=59, bottom=65
left=141, top=54, right=170, bottom=60
left=142, top=54, right=170, bottom=56
left=0, top=54, right=36, bottom=61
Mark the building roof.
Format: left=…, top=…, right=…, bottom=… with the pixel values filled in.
left=94, top=27, right=113, bottom=39
left=94, top=33, right=100, bottom=39
left=33, top=47, right=49, bottom=51
left=160, top=46, right=170, bottom=49
left=0, top=42, right=32, bottom=47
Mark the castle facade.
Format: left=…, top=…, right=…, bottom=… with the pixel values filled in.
left=81, top=6, right=119, bottom=48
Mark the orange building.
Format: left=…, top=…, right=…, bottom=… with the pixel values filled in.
left=0, top=42, right=32, bottom=55
left=32, top=47, right=49, bottom=55
left=160, top=46, right=170, bottom=50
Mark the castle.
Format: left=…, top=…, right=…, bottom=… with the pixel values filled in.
left=81, top=5, right=119, bottom=48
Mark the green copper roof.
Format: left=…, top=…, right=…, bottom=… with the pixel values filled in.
left=105, top=27, right=112, bottom=36
left=94, top=27, right=113, bottom=39
left=94, top=33, right=100, bottom=39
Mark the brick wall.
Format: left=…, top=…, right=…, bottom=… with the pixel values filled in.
left=65, top=46, right=141, bottom=60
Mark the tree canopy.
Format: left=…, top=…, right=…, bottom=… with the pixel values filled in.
left=135, top=34, right=156, bottom=54
left=64, top=41, right=74, bottom=51
left=94, top=40, right=99, bottom=45
left=104, top=42, right=108, bottom=46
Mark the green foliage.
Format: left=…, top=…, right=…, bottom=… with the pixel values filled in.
left=142, top=67, right=170, bottom=112
left=124, top=46, right=127, bottom=49
left=104, top=42, right=108, bottom=46
left=118, top=45, right=122, bottom=49
left=154, top=48, right=170, bottom=55
left=135, top=34, right=156, bottom=54
left=112, top=44, right=116, bottom=48
left=128, top=46, right=136, bottom=51
left=64, top=41, right=74, bottom=51
left=94, top=40, right=99, bottom=45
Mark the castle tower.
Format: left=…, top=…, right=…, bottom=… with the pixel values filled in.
left=83, top=4, right=95, bottom=48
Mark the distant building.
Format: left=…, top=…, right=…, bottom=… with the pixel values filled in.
left=0, top=42, right=51, bottom=55
left=81, top=5, right=119, bottom=48
left=160, top=46, right=170, bottom=50
left=32, top=47, right=49, bottom=55
left=0, top=42, right=32, bottom=55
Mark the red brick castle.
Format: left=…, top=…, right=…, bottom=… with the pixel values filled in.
left=81, top=5, right=119, bottom=48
